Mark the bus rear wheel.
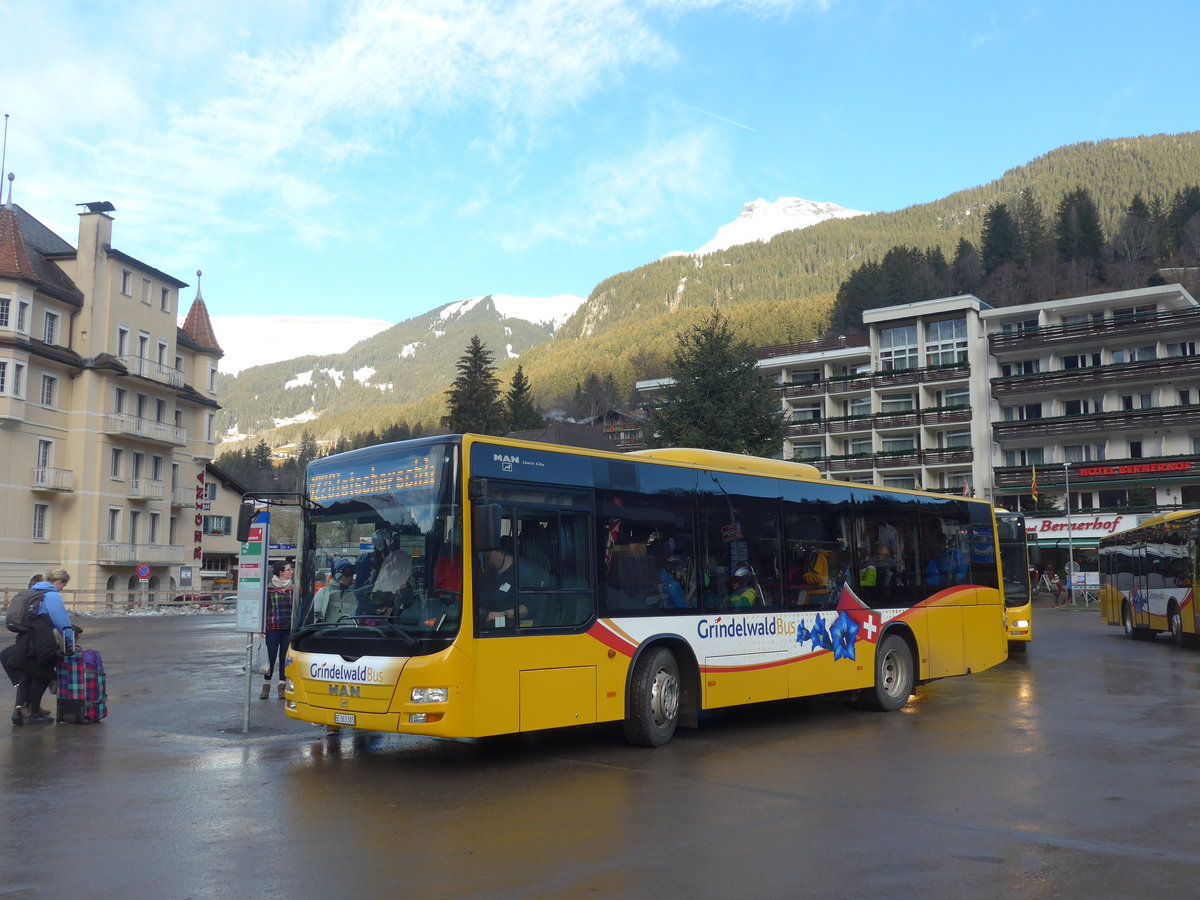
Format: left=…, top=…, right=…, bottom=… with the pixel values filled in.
left=623, top=647, right=680, bottom=747
left=859, top=634, right=914, bottom=711
left=1169, top=603, right=1187, bottom=647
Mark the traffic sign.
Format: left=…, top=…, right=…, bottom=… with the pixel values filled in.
left=136, top=564, right=152, bottom=578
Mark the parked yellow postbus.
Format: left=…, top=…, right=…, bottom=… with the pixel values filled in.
left=1099, top=509, right=1199, bottom=645
left=283, top=435, right=1008, bottom=746
left=995, top=509, right=1033, bottom=650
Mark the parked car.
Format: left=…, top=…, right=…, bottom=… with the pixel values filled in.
left=171, top=593, right=238, bottom=607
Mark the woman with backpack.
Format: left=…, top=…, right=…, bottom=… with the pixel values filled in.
left=10, top=569, right=75, bottom=726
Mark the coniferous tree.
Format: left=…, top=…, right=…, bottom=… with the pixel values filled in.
left=950, top=238, right=983, bottom=295
left=882, top=246, right=925, bottom=306
left=980, top=202, right=1021, bottom=274
left=1166, top=186, right=1200, bottom=264
left=506, top=365, right=545, bottom=431
left=442, top=335, right=506, bottom=435
left=830, top=260, right=885, bottom=333
left=649, top=311, right=785, bottom=457
left=1055, top=187, right=1106, bottom=287
left=1013, top=188, right=1050, bottom=266
left=252, top=440, right=273, bottom=474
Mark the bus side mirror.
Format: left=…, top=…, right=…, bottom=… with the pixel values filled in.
left=236, top=501, right=257, bottom=543
left=473, top=503, right=501, bottom=551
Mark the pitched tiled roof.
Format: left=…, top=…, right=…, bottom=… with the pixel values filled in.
left=181, top=296, right=223, bottom=354
left=0, top=205, right=84, bottom=306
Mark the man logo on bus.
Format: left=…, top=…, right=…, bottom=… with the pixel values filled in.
left=494, top=453, right=519, bottom=472
left=328, top=684, right=362, bottom=698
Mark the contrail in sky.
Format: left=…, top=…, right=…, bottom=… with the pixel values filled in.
left=639, top=88, right=757, bottom=132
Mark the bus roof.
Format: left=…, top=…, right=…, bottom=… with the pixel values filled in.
left=629, top=447, right=821, bottom=480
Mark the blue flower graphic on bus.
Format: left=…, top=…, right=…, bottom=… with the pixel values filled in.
left=829, top=610, right=860, bottom=661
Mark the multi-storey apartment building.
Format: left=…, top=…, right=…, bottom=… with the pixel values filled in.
left=751, top=282, right=1200, bottom=567
left=0, top=200, right=223, bottom=601
left=639, top=282, right=1199, bottom=568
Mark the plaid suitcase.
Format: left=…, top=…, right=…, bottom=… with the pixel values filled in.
left=57, top=647, right=108, bottom=724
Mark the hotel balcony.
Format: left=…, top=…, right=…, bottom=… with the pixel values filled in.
left=921, top=448, right=974, bottom=466
left=31, top=466, right=74, bottom=492
left=118, top=355, right=186, bottom=389
left=104, top=413, right=187, bottom=446
left=825, top=415, right=872, bottom=434
left=128, top=478, right=166, bottom=501
left=991, top=354, right=1200, bottom=397
left=992, top=405, right=1197, bottom=441
left=993, top=454, right=1194, bottom=491
left=97, top=543, right=189, bottom=565
left=171, top=486, right=195, bottom=507
left=988, top=305, right=1200, bottom=354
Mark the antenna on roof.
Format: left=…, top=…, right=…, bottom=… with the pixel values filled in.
left=195, top=269, right=203, bottom=300
left=0, top=114, right=8, bottom=205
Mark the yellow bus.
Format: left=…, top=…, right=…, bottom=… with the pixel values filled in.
left=283, top=434, right=1008, bottom=746
left=1099, top=509, right=1199, bottom=645
left=995, top=510, right=1033, bottom=650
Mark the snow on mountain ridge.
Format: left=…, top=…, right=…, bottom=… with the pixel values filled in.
left=662, top=196, right=868, bottom=259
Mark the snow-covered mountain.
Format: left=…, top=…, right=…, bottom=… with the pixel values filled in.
left=664, top=197, right=867, bottom=258
left=211, top=293, right=584, bottom=376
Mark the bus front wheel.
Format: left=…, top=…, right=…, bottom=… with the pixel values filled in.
left=1168, top=603, right=1187, bottom=647
left=859, top=634, right=914, bottom=712
left=623, top=647, right=680, bottom=747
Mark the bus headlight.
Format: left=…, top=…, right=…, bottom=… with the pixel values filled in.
left=411, top=687, right=448, bottom=703
left=1014, top=619, right=1030, bottom=629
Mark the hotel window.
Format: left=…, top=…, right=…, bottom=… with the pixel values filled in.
left=883, top=475, right=917, bottom=490
left=1167, top=341, right=1197, bottom=357
left=203, top=515, right=232, bottom=535
left=120, top=269, right=132, bottom=296
left=793, top=442, right=822, bottom=461
left=878, top=324, right=918, bottom=371
left=135, top=393, right=147, bottom=418
left=1062, top=353, right=1100, bottom=369
left=879, top=392, right=916, bottom=413
left=792, top=402, right=822, bottom=422
left=115, top=387, right=127, bottom=414
left=1000, top=318, right=1039, bottom=334
left=36, top=439, right=52, bottom=470
left=0, top=361, right=6, bottom=394
left=1003, top=447, right=1044, bottom=467
left=1128, top=440, right=1142, bottom=459
left=943, top=430, right=972, bottom=448
left=32, top=503, right=48, bottom=541
left=40, top=374, right=57, bottom=407
left=148, top=512, right=160, bottom=545
left=1062, top=397, right=1103, bottom=416
left=169, top=515, right=177, bottom=545
left=117, top=326, right=130, bottom=357
left=1000, top=359, right=1040, bottom=376
left=140, top=277, right=152, bottom=304
left=111, top=448, right=124, bottom=479
left=847, top=395, right=872, bottom=417
left=107, top=508, right=121, bottom=542
left=1002, top=403, right=1042, bottom=422
left=925, top=317, right=967, bottom=366
left=151, top=455, right=164, bottom=481
left=157, top=340, right=169, bottom=366
left=44, top=311, right=59, bottom=345
left=203, top=483, right=218, bottom=501
left=941, top=386, right=970, bottom=408
left=160, top=286, right=171, bottom=312
left=12, top=362, right=23, bottom=398
left=1180, top=390, right=1192, bottom=406
left=1064, top=444, right=1106, bottom=463
left=129, top=510, right=141, bottom=544
left=208, top=367, right=218, bottom=392
left=791, top=368, right=821, bottom=384
left=175, top=355, right=184, bottom=372
left=17, top=300, right=28, bottom=332
left=155, top=398, right=167, bottom=422
left=1113, top=304, right=1156, bottom=321
left=0, top=297, right=8, bottom=327
left=847, top=436, right=873, bottom=455
left=1112, top=346, right=1156, bottom=364
left=205, top=413, right=215, bottom=442
left=881, top=434, right=917, bottom=453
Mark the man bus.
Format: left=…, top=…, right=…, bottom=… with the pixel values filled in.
left=995, top=509, right=1033, bottom=650
left=282, top=435, right=1008, bottom=746
left=1099, top=509, right=1198, bottom=646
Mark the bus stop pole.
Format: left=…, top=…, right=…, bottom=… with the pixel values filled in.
left=1063, top=462, right=1074, bottom=606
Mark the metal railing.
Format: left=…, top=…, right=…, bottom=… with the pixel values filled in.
left=103, top=413, right=187, bottom=446
left=117, top=355, right=186, bottom=389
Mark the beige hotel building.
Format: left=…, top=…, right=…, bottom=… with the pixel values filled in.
left=0, top=199, right=231, bottom=601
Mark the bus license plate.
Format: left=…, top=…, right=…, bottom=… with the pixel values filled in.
left=333, top=712, right=356, bottom=726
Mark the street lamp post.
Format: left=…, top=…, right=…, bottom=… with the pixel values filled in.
left=1063, top=461, right=1074, bottom=606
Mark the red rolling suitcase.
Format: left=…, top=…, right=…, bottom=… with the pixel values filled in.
left=57, top=647, right=108, bottom=724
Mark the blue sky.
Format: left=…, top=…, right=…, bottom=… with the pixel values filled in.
left=4, top=0, right=1197, bottom=323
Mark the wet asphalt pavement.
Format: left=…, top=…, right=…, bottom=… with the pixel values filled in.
left=3, top=597, right=1200, bottom=899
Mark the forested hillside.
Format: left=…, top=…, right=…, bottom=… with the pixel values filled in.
left=558, top=132, right=1200, bottom=339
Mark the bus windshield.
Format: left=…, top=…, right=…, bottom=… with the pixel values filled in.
left=293, top=440, right=463, bottom=653
left=996, top=512, right=1031, bottom=608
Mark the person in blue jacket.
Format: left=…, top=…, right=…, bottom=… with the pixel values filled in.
left=12, top=568, right=75, bottom=726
